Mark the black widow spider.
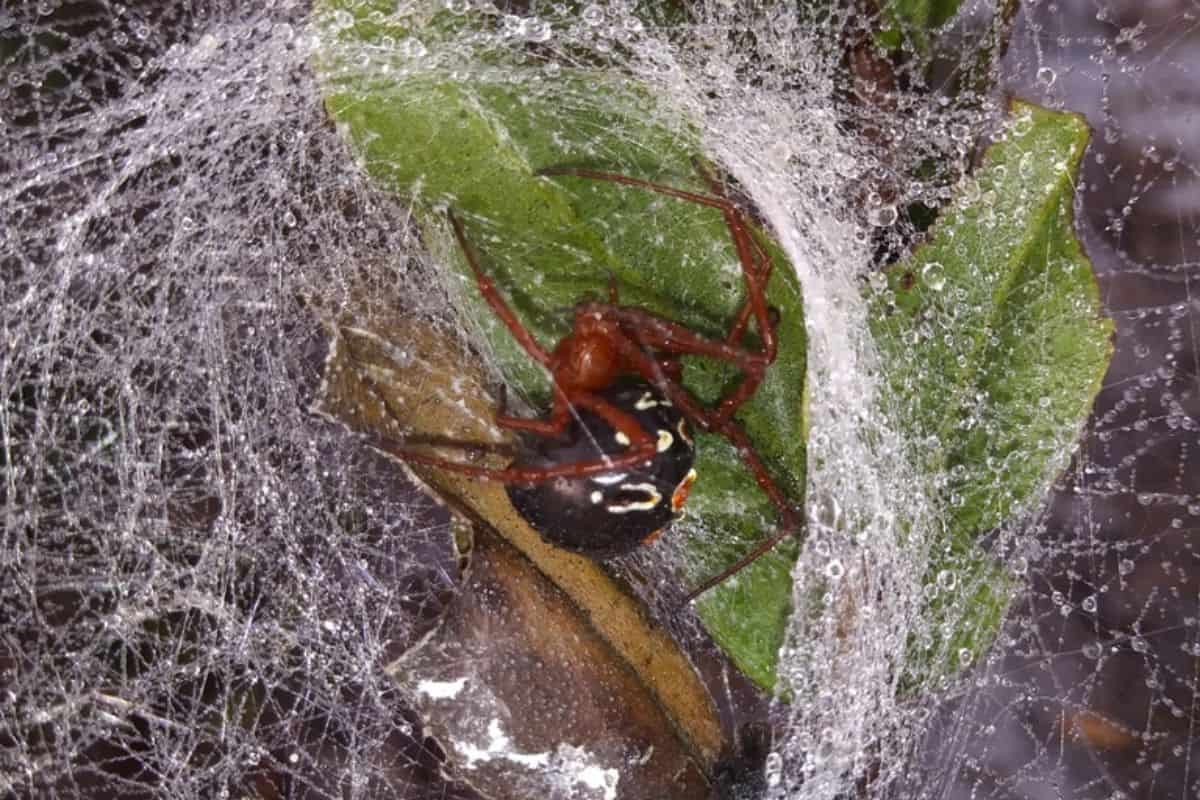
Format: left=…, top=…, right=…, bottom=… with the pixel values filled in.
left=384, top=166, right=803, bottom=602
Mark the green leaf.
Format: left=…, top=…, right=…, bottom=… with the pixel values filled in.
left=870, top=100, right=1113, bottom=675
left=315, top=1, right=807, bottom=690
left=878, top=0, right=964, bottom=54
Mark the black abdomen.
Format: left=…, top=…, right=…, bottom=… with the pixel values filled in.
left=506, top=380, right=697, bottom=557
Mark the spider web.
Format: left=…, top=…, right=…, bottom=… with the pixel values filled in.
left=3, top=1, right=1199, bottom=799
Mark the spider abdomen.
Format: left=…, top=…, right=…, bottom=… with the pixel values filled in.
left=506, top=379, right=697, bottom=557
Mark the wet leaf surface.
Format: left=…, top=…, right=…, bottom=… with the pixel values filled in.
left=870, top=100, right=1114, bottom=676
left=316, top=0, right=808, bottom=690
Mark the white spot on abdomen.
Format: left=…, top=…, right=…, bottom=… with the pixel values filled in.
left=606, top=483, right=662, bottom=514
left=634, top=391, right=660, bottom=410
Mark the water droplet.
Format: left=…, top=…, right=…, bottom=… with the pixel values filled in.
left=920, top=261, right=946, bottom=291
left=867, top=204, right=898, bottom=228
left=526, top=18, right=552, bottom=42
left=832, top=152, right=858, bottom=177
left=764, top=751, right=782, bottom=787
left=581, top=4, right=605, bottom=25
left=1036, top=66, right=1057, bottom=87
left=400, top=37, right=427, bottom=59
left=1011, top=111, right=1035, bottom=136
left=499, top=14, right=524, bottom=37
left=825, top=559, right=844, bottom=580
left=806, top=492, right=843, bottom=530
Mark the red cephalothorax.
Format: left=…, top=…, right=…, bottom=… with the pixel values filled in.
left=550, top=321, right=621, bottom=392
left=381, top=166, right=802, bottom=602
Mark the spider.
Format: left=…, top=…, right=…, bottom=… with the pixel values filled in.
left=385, top=166, right=802, bottom=602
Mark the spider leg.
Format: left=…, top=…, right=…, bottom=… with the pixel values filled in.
left=495, top=385, right=572, bottom=436
left=376, top=385, right=659, bottom=484
left=592, top=305, right=769, bottom=368
left=538, top=167, right=778, bottom=421
left=715, top=197, right=777, bottom=367
left=725, top=233, right=774, bottom=348
left=581, top=303, right=770, bottom=424
left=537, top=166, right=775, bottom=349
left=378, top=439, right=657, bottom=483
left=613, top=336, right=804, bottom=601
left=448, top=210, right=553, bottom=369
left=680, top=520, right=798, bottom=603
left=537, top=167, right=736, bottom=213
left=656, top=356, right=683, bottom=383
left=673, top=414, right=801, bottom=605
left=691, top=158, right=777, bottom=353
left=695, top=215, right=777, bottom=423
left=566, top=386, right=657, bottom=451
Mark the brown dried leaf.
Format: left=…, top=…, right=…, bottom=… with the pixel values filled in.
left=313, top=299, right=723, bottom=789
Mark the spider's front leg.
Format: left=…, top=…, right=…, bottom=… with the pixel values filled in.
left=581, top=302, right=773, bottom=423
left=537, top=166, right=779, bottom=423
left=376, top=375, right=699, bottom=559
left=375, top=386, right=661, bottom=484
left=385, top=211, right=668, bottom=483
left=448, top=209, right=554, bottom=370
